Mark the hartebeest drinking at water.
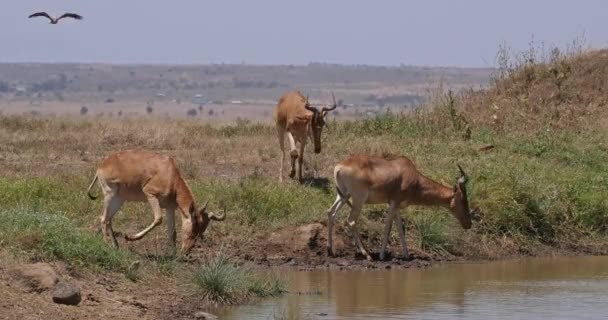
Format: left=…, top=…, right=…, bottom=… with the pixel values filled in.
left=326, top=155, right=472, bottom=261
left=274, top=91, right=337, bottom=182
left=87, top=150, right=225, bottom=255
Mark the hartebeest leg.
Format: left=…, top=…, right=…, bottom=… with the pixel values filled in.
left=394, top=212, right=409, bottom=259
left=297, top=140, right=306, bottom=182
left=287, top=132, right=298, bottom=178
left=125, top=194, right=163, bottom=241
left=165, top=206, right=177, bottom=255
left=326, top=193, right=349, bottom=256
left=346, top=195, right=372, bottom=261
left=100, top=194, right=124, bottom=248
left=380, top=202, right=400, bottom=261
left=277, top=127, right=286, bottom=182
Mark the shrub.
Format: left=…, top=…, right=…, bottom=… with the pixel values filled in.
left=193, top=252, right=285, bottom=304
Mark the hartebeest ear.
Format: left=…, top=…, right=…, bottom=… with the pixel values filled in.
left=189, top=202, right=196, bottom=215
left=189, top=202, right=197, bottom=226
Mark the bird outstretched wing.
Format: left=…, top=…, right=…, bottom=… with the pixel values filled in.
left=57, top=13, right=83, bottom=21
left=28, top=12, right=53, bottom=21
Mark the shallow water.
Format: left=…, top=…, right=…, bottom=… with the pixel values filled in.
left=215, top=256, right=608, bottom=319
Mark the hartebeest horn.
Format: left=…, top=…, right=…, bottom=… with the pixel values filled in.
left=322, top=92, right=338, bottom=113
left=304, top=95, right=318, bottom=113
left=208, top=206, right=227, bottom=221
left=457, top=164, right=468, bottom=185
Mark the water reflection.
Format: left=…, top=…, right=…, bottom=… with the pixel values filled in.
left=215, top=256, right=608, bottom=319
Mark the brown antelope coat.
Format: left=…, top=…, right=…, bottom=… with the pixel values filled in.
left=274, top=91, right=336, bottom=182
left=326, top=154, right=472, bottom=260
left=87, top=149, right=225, bottom=255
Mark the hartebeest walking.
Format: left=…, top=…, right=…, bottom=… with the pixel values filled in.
left=86, top=149, right=225, bottom=255
left=274, top=91, right=337, bottom=182
left=326, top=155, right=472, bottom=261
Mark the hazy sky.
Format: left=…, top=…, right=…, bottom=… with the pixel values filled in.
left=0, top=0, right=605, bottom=67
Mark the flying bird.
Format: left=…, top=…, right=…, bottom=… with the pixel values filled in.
left=28, top=12, right=83, bottom=24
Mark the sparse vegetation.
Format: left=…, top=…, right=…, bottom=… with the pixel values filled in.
left=193, top=252, right=285, bottom=304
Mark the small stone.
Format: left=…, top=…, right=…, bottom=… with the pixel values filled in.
left=52, top=281, right=81, bottom=305
left=194, top=311, right=218, bottom=319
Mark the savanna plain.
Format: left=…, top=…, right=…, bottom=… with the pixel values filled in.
left=1, top=46, right=607, bottom=319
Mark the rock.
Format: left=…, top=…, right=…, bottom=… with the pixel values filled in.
left=194, top=311, right=218, bottom=319
left=52, top=281, right=81, bottom=305
left=15, top=263, right=59, bottom=292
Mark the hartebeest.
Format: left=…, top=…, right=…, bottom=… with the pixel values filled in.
left=274, top=91, right=337, bottom=182
left=86, top=149, right=225, bottom=255
left=326, top=155, right=472, bottom=261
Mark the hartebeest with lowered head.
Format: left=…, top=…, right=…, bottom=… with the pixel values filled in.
left=274, top=91, right=337, bottom=182
left=326, top=154, right=472, bottom=261
left=86, top=149, right=226, bottom=255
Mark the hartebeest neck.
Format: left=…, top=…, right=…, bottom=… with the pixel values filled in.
left=414, top=174, right=454, bottom=208
left=174, top=176, right=196, bottom=214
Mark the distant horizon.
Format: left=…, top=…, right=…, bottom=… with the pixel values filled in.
left=0, top=59, right=499, bottom=69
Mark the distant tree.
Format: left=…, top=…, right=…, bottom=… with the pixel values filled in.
left=187, top=108, right=198, bottom=117
left=146, top=106, right=154, bottom=114
left=80, top=106, right=88, bottom=115
left=105, top=98, right=114, bottom=103
left=208, top=108, right=214, bottom=116
left=118, top=110, right=123, bottom=117
left=0, top=81, right=10, bottom=93
left=198, top=105, right=203, bottom=112
left=54, top=91, right=64, bottom=101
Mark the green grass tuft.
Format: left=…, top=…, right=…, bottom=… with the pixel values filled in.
left=410, top=212, right=455, bottom=255
left=193, top=252, right=286, bottom=304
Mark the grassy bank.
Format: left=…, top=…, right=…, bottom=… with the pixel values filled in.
left=1, top=111, right=606, bottom=260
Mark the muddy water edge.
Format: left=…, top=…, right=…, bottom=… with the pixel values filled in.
left=212, top=256, right=608, bottom=320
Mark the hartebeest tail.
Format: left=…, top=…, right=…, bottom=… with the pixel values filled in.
left=86, top=175, right=99, bottom=200
left=87, top=149, right=226, bottom=255
left=326, top=154, right=473, bottom=261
